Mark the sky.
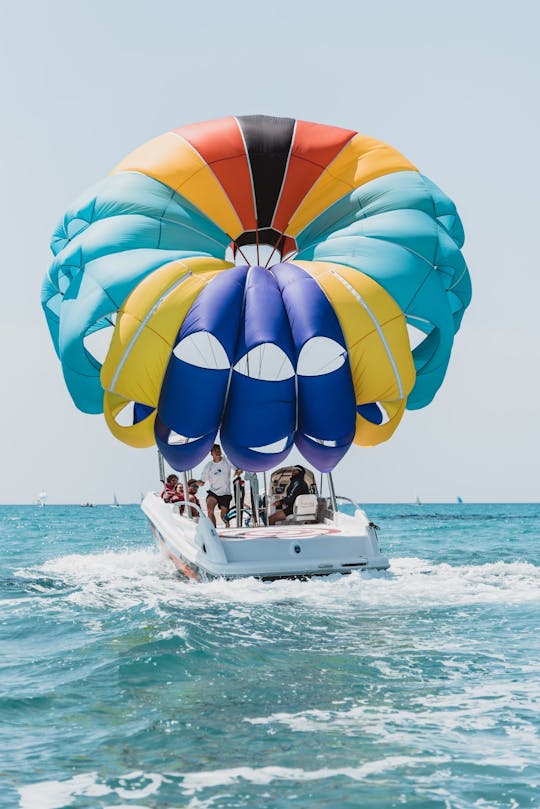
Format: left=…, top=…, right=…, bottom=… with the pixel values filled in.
left=1, top=0, right=539, bottom=504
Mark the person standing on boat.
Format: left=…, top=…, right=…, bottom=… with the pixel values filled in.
left=269, top=466, right=309, bottom=525
left=197, top=444, right=234, bottom=528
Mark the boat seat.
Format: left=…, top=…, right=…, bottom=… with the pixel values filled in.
left=285, top=494, right=319, bottom=524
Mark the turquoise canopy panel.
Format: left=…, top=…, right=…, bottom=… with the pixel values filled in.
left=295, top=171, right=471, bottom=410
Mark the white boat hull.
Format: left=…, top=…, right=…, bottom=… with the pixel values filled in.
left=142, top=493, right=389, bottom=581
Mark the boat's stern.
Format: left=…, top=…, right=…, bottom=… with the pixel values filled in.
left=142, top=493, right=389, bottom=581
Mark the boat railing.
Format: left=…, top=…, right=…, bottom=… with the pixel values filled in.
left=335, top=495, right=361, bottom=509
left=226, top=506, right=253, bottom=526
left=171, top=500, right=204, bottom=520
left=333, top=496, right=379, bottom=532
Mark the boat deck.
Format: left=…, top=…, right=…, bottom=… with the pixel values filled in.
left=217, top=523, right=342, bottom=541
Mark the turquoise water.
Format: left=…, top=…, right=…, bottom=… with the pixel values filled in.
left=1, top=503, right=539, bottom=808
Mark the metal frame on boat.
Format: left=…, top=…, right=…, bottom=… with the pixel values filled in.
left=142, top=465, right=388, bottom=581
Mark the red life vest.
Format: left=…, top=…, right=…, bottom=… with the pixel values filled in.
left=162, top=483, right=182, bottom=503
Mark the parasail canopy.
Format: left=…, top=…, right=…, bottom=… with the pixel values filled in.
left=42, top=115, right=471, bottom=473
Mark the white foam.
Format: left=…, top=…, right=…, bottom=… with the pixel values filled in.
left=20, top=760, right=435, bottom=807
left=178, top=757, right=450, bottom=794
left=19, top=772, right=111, bottom=809
left=191, top=557, right=540, bottom=611
left=14, top=550, right=540, bottom=616
left=18, top=745, right=538, bottom=808
left=114, top=771, right=164, bottom=800
left=244, top=676, right=540, bottom=768
left=15, top=548, right=179, bottom=611
left=18, top=771, right=166, bottom=809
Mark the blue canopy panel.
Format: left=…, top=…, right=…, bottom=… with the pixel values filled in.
left=154, top=415, right=217, bottom=472
left=221, top=376, right=295, bottom=471
left=357, top=403, right=384, bottom=425
left=221, top=266, right=296, bottom=471
left=155, top=266, right=249, bottom=470
left=271, top=262, right=356, bottom=472
left=134, top=402, right=155, bottom=424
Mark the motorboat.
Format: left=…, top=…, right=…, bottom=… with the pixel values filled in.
left=142, top=466, right=389, bottom=581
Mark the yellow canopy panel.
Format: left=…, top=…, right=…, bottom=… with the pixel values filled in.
left=101, top=257, right=231, bottom=447
left=295, top=259, right=416, bottom=446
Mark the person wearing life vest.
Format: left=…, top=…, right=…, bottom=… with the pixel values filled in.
left=269, top=466, right=309, bottom=525
left=161, top=474, right=182, bottom=504
left=185, top=479, right=201, bottom=518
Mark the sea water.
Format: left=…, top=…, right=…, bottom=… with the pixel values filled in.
left=1, top=503, right=539, bottom=809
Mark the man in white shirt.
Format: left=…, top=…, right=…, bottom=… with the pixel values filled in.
left=197, top=444, right=234, bottom=528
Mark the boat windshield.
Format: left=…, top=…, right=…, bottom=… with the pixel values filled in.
left=223, top=465, right=321, bottom=528
left=269, top=466, right=317, bottom=496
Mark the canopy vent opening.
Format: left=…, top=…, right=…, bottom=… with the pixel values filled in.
left=173, top=332, right=230, bottom=370
left=114, top=400, right=135, bottom=427
left=297, top=337, right=347, bottom=376
left=407, top=322, right=429, bottom=352
left=234, top=343, right=294, bottom=381
left=305, top=435, right=339, bottom=447
left=225, top=243, right=278, bottom=268
left=248, top=436, right=291, bottom=454
left=83, top=314, right=117, bottom=365
left=167, top=431, right=204, bottom=446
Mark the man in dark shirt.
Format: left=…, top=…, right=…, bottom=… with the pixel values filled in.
left=269, top=466, right=309, bottom=525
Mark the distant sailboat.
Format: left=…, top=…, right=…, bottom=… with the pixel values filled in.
left=457, top=496, right=464, bottom=504
left=111, top=493, right=120, bottom=507
left=415, top=495, right=422, bottom=506
left=36, top=491, right=48, bottom=507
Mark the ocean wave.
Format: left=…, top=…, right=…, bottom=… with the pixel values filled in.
left=244, top=678, right=540, bottom=764
left=17, top=757, right=450, bottom=808
left=18, top=749, right=539, bottom=809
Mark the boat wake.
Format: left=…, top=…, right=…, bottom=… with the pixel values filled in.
left=15, top=549, right=540, bottom=613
